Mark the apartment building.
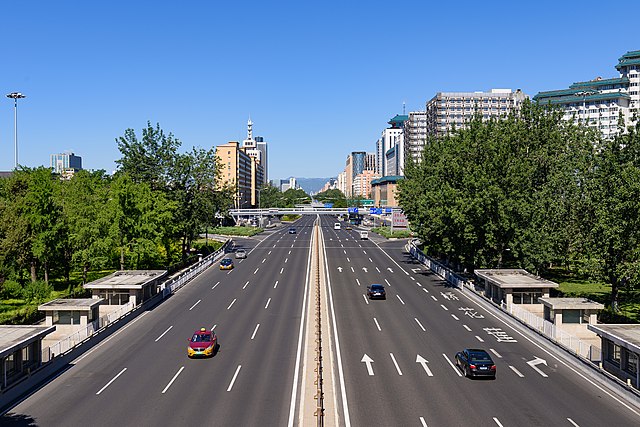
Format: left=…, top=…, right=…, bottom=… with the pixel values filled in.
left=353, top=170, right=381, bottom=198
left=216, top=141, right=264, bottom=209
left=403, top=111, right=428, bottom=165
left=376, top=114, right=407, bottom=176
left=534, top=50, right=640, bottom=138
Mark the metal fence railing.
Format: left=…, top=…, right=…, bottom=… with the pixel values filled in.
left=408, top=239, right=602, bottom=363
left=41, top=240, right=232, bottom=364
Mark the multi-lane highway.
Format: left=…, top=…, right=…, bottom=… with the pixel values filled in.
left=319, top=215, right=640, bottom=426
left=4, top=215, right=640, bottom=426
left=4, top=216, right=317, bottom=426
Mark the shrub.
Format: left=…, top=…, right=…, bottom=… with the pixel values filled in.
left=1, top=280, right=23, bottom=299
left=22, top=280, right=53, bottom=304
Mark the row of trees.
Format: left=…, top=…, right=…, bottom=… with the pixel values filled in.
left=258, top=185, right=311, bottom=208
left=0, top=123, right=234, bottom=289
left=398, top=101, right=640, bottom=306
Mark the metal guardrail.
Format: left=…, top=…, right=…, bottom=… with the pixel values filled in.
left=42, top=240, right=232, bottom=364
left=313, top=223, right=324, bottom=426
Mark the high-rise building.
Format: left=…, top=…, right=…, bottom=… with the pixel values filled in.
left=216, top=141, right=264, bottom=209
left=242, top=118, right=268, bottom=185
left=353, top=170, right=381, bottom=198
left=426, top=89, right=527, bottom=138
left=376, top=114, right=407, bottom=176
left=50, top=152, right=82, bottom=175
left=403, top=111, right=428, bottom=165
left=534, top=50, right=640, bottom=138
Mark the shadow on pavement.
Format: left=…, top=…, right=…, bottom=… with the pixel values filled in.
left=0, top=413, right=39, bottom=426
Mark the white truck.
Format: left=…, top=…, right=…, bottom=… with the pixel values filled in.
left=359, top=231, right=368, bottom=239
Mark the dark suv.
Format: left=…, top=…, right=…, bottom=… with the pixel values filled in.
left=367, top=284, right=386, bottom=300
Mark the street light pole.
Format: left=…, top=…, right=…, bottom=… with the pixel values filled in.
left=6, top=92, right=26, bottom=169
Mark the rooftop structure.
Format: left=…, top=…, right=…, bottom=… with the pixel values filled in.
left=84, top=270, right=167, bottom=306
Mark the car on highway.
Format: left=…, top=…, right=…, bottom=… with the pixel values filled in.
left=367, top=284, right=386, bottom=300
left=455, top=348, right=496, bottom=378
left=359, top=231, right=368, bottom=239
left=288, top=227, right=296, bottom=234
left=220, top=257, right=234, bottom=270
left=235, top=249, right=247, bottom=259
left=187, top=327, right=218, bottom=358
left=334, top=222, right=341, bottom=230
left=345, top=224, right=352, bottom=230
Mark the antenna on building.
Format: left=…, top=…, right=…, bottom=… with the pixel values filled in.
left=402, top=101, right=406, bottom=115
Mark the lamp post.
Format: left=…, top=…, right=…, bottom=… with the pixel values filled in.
left=6, top=92, right=26, bottom=169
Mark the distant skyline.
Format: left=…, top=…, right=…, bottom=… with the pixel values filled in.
left=2, top=1, right=640, bottom=179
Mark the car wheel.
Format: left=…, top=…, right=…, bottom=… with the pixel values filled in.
left=464, top=366, right=469, bottom=378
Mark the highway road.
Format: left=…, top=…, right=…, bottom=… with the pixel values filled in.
left=4, top=214, right=640, bottom=426
left=319, top=215, right=640, bottom=426
left=4, top=216, right=317, bottom=426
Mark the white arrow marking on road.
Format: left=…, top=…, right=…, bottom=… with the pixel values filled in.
left=387, top=267, right=394, bottom=273
left=412, top=268, right=422, bottom=273
left=416, top=355, right=434, bottom=377
left=527, top=357, right=549, bottom=377
left=361, top=354, right=374, bottom=375
left=509, top=365, right=524, bottom=377
left=362, top=267, right=368, bottom=273
left=337, top=267, right=343, bottom=272
left=390, top=353, right=403, bottom=375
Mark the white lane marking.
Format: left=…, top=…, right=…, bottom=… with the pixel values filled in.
left=355, top=278, right=361, bottom=286
left=369, top=258, right=373, bottom=262
left=351, top=267, right=354, bottom=272
left=493, top=418, right=504, bottom=427
left=396, top=295, right=405, bottom=305
left=212, top=281, right=220, bottom=290
left=430, top=295, right=437, bottom=301
left=265, top=298, right=271, bottom=309
left=227, top=299, right=237, bottom=310
left=291, top=244, right=294, bottom=248
left=268, top=250, right=272, bottom=255
left=389, top=353, right=403, bottom=375
left=420, top=417, right=428, bottom=427
left=490, top=348, right=502, bottom=358
left=362, top=294, right=369, bottom=305
left=288, top=250, right=291, bottom=255
left=189, top=300, right=201, bottom=311
left=347, top=257, right=351, bottom=262
left=375, top=267, right=381, bottom=273
left=416, top=282, right=422, bottom=287
left=243, top=281, right=250, bottom=289
left=254, top=268, right=259, bottom=274
left=155, top=326, right=173, bottom=342
left=509, top=365, right=525, bottom=377
left=410, top=276, right=415, bottom=281
left=463, top=325, right=472, bottom=332
left=440, top=304, right=448, bottom=311
left=415, top=318, right=426, bottom=332
left=262, top=258, right=266, bottom=263
left=567, top=418, right=580, bottom=427
left=227, top=269, right=233, bottom=275
left=96, top=368, right=127, bottom=395
left=227, top=365, right=242, bottom=392
left=373, top=318, right=381, bottom=331
left=475, top=335, right=485, bottom=342
left=451, top=314, right=459, bottom=321
left=280, top=268, right=284, bottom=274
left=443, top=354, right=462, bottom=376
left=363, top=250, right=367, bottom=254
left=343, top=250, right=347, bottom=254
left=251, top=324, right=260, bottom=340
left=285, top=258, right=288, bottom=263
left=384, top=279, right=391, bottom=286
left=162, top=366, right=185, bottom=394
left=423, top=288, right=429, bottom=294
left=273, top=244, right=277, bottom=248
left=274, top=280, right=279, bottom=289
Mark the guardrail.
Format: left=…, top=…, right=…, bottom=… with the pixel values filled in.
left=41, top=239, right=232, bottom=364
left=313, top=223, right=325, bottom=426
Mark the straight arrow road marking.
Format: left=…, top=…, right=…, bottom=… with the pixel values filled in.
left=527, top=357, right=549, bottom=377
left=361, top=354, right=374, bottom=375
left=162, top=367, right=185, bottom=394
left=509, top=365, right=525, bottom=377
left=390, top=353, right=403, bottom=375
left=416, top=355, right=434, bottom=376
left=96, top=368, right=127, bottom=395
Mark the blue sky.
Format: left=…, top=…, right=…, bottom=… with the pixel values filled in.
left=2, top=0, right=639, bottom=180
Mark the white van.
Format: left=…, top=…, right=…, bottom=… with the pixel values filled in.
left=334, top=223, right=341, bottom=230
left=359, top=231, right=369, bottom=240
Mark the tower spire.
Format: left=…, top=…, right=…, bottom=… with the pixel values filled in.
left=247, top=117, right=253, bottom=140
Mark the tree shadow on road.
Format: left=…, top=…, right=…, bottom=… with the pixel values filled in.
left=0, top=413, right=39, bottom=426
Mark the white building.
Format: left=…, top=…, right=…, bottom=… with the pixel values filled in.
left=375, top=114, right=407, bottom=177
left=242, top=118, right=269, bottom=185
left=403, top=111, right=428, bottom=165
left=534, top=50, right=640, bottom=138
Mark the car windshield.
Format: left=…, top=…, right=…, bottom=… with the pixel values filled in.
left=470, top=352, right=491, bottom=362
left=222, top=259, right=231, bottom=264
left=371, top=285, right=384, bottom=290
left=192, top=334, right=211, bottom=342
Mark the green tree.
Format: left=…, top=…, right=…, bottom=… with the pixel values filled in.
left=315, top=189, right=347, bottom=208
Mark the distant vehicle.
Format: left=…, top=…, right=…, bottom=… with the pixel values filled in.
left=289, top=227, right=296, bottom=234
left=334, top=223, right=341, bottom=230
left=220, top=257, right=234, bottom=270
left=359, top=231, right=368, bottom=239
left=455, top=348, right=496, bottom=378
left=235, top=249, right=247, bottom=259
left=187, top=327, right=218, bottom=358
left=367, top=284, right=386, bottom=300
left=345, top=225, right=352, bottom=230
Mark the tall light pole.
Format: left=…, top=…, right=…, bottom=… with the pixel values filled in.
left=6, top=92, right=26, bottom=169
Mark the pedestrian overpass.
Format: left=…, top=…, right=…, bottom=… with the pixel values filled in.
left=229, top=207, right=349, bottom=222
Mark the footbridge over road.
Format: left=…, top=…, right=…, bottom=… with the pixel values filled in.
left=229, top=207, right=349, bottom=222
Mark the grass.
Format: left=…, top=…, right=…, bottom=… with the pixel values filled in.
left=281, top=215, right=301, bottom=222
left=371, top=227, right=412, bottom=239
left=210, top=226, right=264, bottom=237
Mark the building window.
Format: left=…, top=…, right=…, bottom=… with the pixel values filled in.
left=512, top=289, right=543, bottom=304
left=608, top=341, right=621, bottom=366
left=562, top=309, right=581, bottom=324
left=626, top=351, right=638, bottom=375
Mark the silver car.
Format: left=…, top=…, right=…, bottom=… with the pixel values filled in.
left=235, top=249, right=247, bottom=259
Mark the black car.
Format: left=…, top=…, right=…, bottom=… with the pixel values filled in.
left=288, top=227, right=296, bottom=234
left=455, top=348, right=496, bottom=378
left=367, top=284, right=386, bottom=300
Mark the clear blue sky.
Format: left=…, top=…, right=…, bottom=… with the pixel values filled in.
left=2, top=0, right=639, bottom=180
